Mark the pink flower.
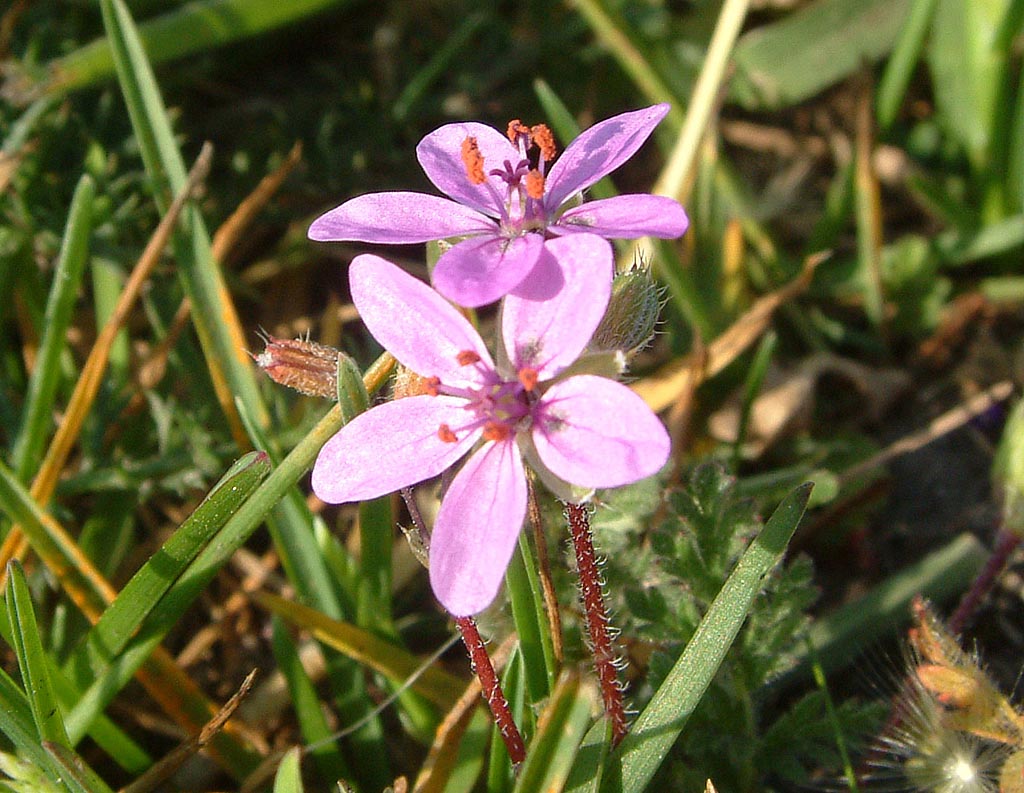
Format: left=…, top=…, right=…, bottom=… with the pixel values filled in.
left=309, top=104, right=688, bottom=308
left=311, top=239, right=670, bottom=616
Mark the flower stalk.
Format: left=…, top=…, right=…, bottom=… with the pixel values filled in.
left=454, top=616, right=527, bottom=766
left=566, top=501, right=628, bottom=745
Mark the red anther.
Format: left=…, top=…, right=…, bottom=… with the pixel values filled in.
left=437, top=424, right=458, bottom=444
left=530, top=124, right=557, bottom=161
left=525, top=169, right=545, bottom=200
left=457, top=350, right=482, bottom=366
left=424, top=376, right=441, bottom=396
left=518, top=367, right=539, bottom=392
left=461, top=137, right=486, bottom=185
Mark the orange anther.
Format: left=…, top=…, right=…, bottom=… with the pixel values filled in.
left=525, top=169, right=545, bottom=200
left=457, top=350, right=482, bottom=366
left=461, top=137, right=486, bottom=185
left=424, top=376, right=441, bottom=396
left=518, top=367, right=539, bottom=391
left=530, top=124, right=557, bottom=161
left=483, top=421, right=512, bottom=442
left=438, top=424, right=458, bottom=444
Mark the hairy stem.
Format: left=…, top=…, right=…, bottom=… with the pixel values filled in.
left=454, top=616, right=526, bottom=765
left=566, top=501, right=627, bottom=745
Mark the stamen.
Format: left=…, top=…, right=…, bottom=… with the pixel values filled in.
left=460, top=137, right=486, bottom=185
left=518, top=367, right=539, bottom=392
left=525, top=169, right=545, bottom=201
left=483, top=421, right=512, bottom=442
left=424, top=376, right=441, bottom=397
left=438, top=424, right=458, bottom=444
left=530, top=124, right=557, bottom=162
left=457, top=350, right=481, bottom=366
left=506, top=119, right=530, bottom=143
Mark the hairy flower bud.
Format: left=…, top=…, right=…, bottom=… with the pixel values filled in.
left=253, top=334, right=341, bottom=399
left=590, top=265, right=662, bottom=354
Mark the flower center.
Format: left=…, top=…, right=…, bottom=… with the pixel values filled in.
left=460, top=119, right=558, bottom=238
left=433, top=352, right=538, bottom=444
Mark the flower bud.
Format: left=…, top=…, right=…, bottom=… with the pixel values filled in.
left=253, top=334, right=341, bottom=399
left=590, top=265, right=662, bottom=354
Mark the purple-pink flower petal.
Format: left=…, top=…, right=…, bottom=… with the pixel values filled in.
left=533, top=375, right=670, bottom=488
left=311, top=395, right=480, bottom=503
left=501, top=234, right=613, bottom=379
left=553, top=194, right=690, bottom=239
left=350, top=255, right=493, bottom=384
left=544, top=104, right=671, bottom=210
left=309, top=192, right=495, bottom=244
left=429, top=440, right=527, bottom=616
left=417, top=122, right=520, bottom=218
left=432, top=233, right=545, bottom=309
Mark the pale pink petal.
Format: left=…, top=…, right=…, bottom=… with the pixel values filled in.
left=350, top=255, right=494, bottom=385
left=417, top=122, right=520, bottom=218
left=543, top=104, right=671, bottom=210
left=501, top=235, right=612, bottom=379
left=432, top=233, right=545, bottom=308
left=429, top=441, right=527, bottom=616
left=309, top=192, right=496, bottom=244
left=533, top=375, right=669, bottom=488
left=311, top=395, right=480, bottom=503
left=553, top=195, right=689, bottom=239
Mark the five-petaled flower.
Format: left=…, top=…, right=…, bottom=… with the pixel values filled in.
left=308, top=104, right=688, bottom=308
left=311, top=240, right=671, bottom=616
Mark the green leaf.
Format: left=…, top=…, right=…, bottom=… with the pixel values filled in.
left=514, top=672, right=597, bottom=793
left=11, top=175, right=94, bottom=480
left=732, top=0, right=912, bottom=110
left=5, top=561, right=70, bottom=750
left=271, top=616, right=352, bottom=786
left=42, top=742, right=115, bottom=793
left=273, top=747, right=305, bottom=793
left=609, top=483, right=812, bottom=793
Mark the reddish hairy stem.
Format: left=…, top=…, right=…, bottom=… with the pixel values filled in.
left=948, top=526, right=1020, bottom=634
left=566, top=502, right=628, bottom=745
left=454, top=616, right=526, bottom=765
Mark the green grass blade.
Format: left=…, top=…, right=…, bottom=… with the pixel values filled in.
left=32, top=0, right=351, bottom=99
left=0, top=659, right=66, bottom=781
left=513, top=672, right=596, bottom=793
left=273, top=747, right=305, bottom=793
left=877, top=0, right=941, bottom=131
left=11, top=175, right=94, bottom=480
left=732, top=0, right=911, bottom=110
left=5, top=561, right=70, bottom=749
left=43, top=742, right=116, bottom=793
left=271, top=616, right=352, bottom=785
left=69, top=452, right=270, bottom=679
left=505, top=532, right=555, bottom=703
left=609, top=483, right=813, bottom=793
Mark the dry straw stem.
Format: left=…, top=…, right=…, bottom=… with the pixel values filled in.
left=633, top=252, right=823, bottom=412
left=120, top=669, right=257, bottom=793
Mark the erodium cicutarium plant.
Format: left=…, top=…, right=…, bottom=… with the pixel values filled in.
left=305, top=105, right=688, bottom=756
left=308, top=103, right=688, bottom=307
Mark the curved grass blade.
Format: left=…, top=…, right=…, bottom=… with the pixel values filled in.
left=5, top=561, right=70, bottom=749
left=513, top=671, right=597, bottom=793
left=11, top=174, right=94, bottom=481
